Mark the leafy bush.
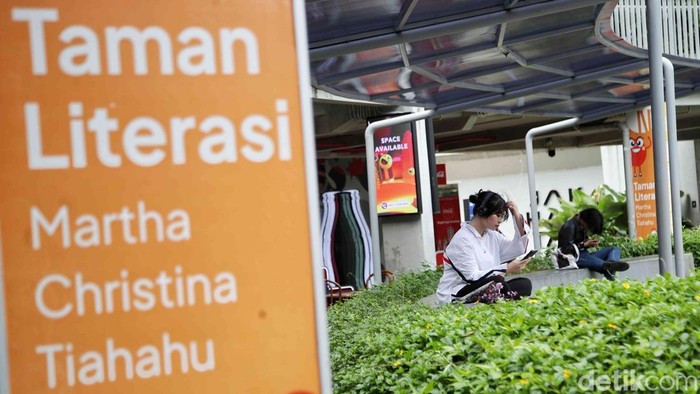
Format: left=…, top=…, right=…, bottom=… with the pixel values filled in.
left=681, top=229, right=700, bottom=268
left=537, top=182, right=700, bottom=269
left=596, top=233, right=659, bottom=258
left=520, top=252, right=555, bottom=273
left=328, top=271, right=700, bottom=393
left=540, top=185, right=628, bottom=241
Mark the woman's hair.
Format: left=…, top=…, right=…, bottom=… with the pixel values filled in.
left=469, top=189, right=508, bottom=219
left=579, top=208, right=604, bottom=234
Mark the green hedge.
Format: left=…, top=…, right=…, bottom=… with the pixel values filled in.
left=328, top=271, right=700, bottom=393
left=523, top=228, right=700, bottom=273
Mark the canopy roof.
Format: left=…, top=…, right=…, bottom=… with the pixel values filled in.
left=307, top=0, right=700, bottom=153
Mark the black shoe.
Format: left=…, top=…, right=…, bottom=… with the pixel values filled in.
left=603, top=260, right=629, bottom=272
left=603, top=270, right=615, bottom=281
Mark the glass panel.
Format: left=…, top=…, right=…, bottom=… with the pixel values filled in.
left=310, top=45, right=404, bottom=82
left=406, top=0, right=550, bottom=26
left=307, top=0, right=404, bottom=43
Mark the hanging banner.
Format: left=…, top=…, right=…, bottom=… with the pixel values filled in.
left=0, top=1, right=329, bottom=393
left=626, top=107, right=657, bottom=239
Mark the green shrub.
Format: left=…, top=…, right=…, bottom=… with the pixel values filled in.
left=520, top=253, right=554, bottom=273
left=328, top=271, right=700, bottom=393
left=540, top=185, right=627, bottom=241
left=681, top=228, right=700, bottom=268
left=596, top=233, right=658, bottom=258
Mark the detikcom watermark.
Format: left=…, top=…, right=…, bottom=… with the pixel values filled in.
left=578, top=370, right=699, bottom=391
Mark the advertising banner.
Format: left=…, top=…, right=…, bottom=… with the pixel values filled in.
left=372, top=122, right=420, bottom=216
left=626, top=107, right=658, bottom=239
left=0, top=1, right=328, bottom=393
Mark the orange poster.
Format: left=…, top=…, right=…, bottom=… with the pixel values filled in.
left=0, top=1, right=328, bottom=393
left=373, top=122, right=421, bottom=216
left=627, top=107, right=657, bottom=239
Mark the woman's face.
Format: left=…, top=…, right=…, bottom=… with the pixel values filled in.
left=486, top=211, right=506, bottom=231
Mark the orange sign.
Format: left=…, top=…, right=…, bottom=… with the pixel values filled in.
left=627, top=107, right=657, bottom=239
left=0, top=1, right=328, bottom=393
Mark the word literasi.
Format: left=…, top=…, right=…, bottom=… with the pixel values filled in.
left=25, top=100, right=292, bottom=170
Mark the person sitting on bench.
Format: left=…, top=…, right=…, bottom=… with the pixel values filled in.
left=558, top=208, right=629, bottom=280
left=436, top=190, right=533, bottom=305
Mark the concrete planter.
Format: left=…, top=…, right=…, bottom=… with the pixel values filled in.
left=512, top=253, right=695, bottom=293
left=420, top=253, right=695, bottom=307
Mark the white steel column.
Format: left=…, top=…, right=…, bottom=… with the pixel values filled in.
left=662, top=57, right=685, bottom=276
left=647, top=0, right=673, bottom=274
left=525, top=117, right=580, bottom=249
left=365, top=110, right=435, bottom=279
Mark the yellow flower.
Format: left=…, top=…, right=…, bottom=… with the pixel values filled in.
left=622, top=283, right=630, bottom=289
left=579, top=319, right=586, bottom=325
left=645, top=289, right=651, bottom=297
left=695, top=295, right=700, bottom=301
left=607, top=323, right=618, bottom=329
left=393, top=361, right=401, bottom=367
left=399, top=350, right=404, bottom=355
left=563, top=370, right=571, bottom=379
left=528, top=299, right=538, bottom=304
left=519, top=379, right=529, bottom=385
left=425, top=323, right=433, bottom=329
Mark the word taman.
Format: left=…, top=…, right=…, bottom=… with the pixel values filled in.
left=12, top=8, right=259, bottom=76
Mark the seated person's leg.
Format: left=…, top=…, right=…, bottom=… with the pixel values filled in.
left=592, top=246, right=628, bottom=272
left=504, top=277, right=532, bottom=299
left=577, top=251, right=614, bottom=280
left=592, top=246, right=621, bottom=262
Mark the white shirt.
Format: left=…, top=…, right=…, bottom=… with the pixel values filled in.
left=436, top=219, right=529, bottom=304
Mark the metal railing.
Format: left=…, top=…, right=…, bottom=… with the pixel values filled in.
left=611, top=0, right=700, bottom=60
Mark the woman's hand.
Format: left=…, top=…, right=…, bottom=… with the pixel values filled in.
left=506, top=257, right=531, bottom=274
left=506, top=200, right=526, bottom=236
left=505, top=200, right=520, bottom=217
left=583, top=239, right=600, bottom=248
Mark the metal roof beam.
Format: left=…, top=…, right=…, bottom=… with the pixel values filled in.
left=309, top=0, right=607, bottom=61
left=314, top=41, right=495, bottom=85
left=315, top=21, right=594, bottom=85
left=395, top=0, right=421, bottom=31
left=369, top=81, right=441, bottom=100
left=435, top=59, right=647, bottom=114
left=503, top=22, right=592, bottom=46
left=526, top=44, right=601, bottom=64
left=571, top=83, right=627, bottom=98
left=448, top=81, right=505, bottom=93
left=448, top=63, right=521, bottom=83
left=510, top=98, right=566, bottom=113
left=506, top=49, right=575, bottom=76
left=573, top=95, right=636, bottom=103
left=579, top=86, right=700, bottom=122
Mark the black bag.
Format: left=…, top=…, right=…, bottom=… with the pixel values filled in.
left=453, top=275, right=503, bottom=302
left=444, top=253, right=510, bottom=303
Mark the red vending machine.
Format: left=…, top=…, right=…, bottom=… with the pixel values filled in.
left=433, top=164, right=462, bottom=266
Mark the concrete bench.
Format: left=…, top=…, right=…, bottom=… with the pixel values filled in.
left=419, top=253, right=695, bottom=307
